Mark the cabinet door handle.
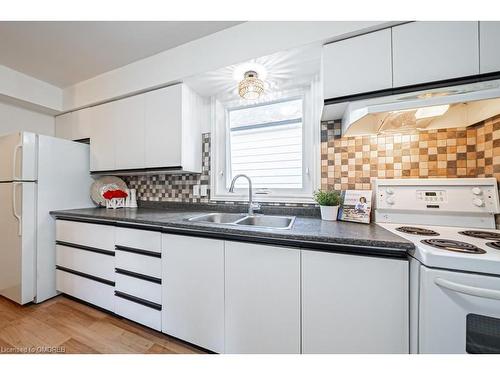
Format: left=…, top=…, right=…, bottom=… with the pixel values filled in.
left=115, top=245, right=161, bottom=258
left=435, top=277, right=500, bottom=301
left=115, top=268, right=161, bottom=284
left=114, top=291, right=162, bottom=311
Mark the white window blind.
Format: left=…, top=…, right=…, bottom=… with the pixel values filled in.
left=228, top=98, right=303, bottom=189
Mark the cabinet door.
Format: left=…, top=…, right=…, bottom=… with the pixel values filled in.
left=89, top=101, right=116, bottom=171
left=73, top=107, right=92, bottom=141
left=225, top=241, right=301, bottom=354
left=392, top=21, right=479, bottom=87
left=56, top=109, right=92, bottom=142
left=162, top=234, right=224, bottom=353
left=145, top=85, right=182, bottom=168
left=323, top=29, right=392, bottom=98
left=55, top=112, right=75, bottom=140
left=480, top=22, right=500, bottom=74
left=114, top=95, right=145, bottom=170
left=302, top=250, right=409, bottom=353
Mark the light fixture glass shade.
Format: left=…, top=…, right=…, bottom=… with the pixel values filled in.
left=238, top=71, right=264, bottom=100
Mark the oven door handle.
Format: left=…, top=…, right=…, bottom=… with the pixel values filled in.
left=435, top=277, right=500, bottom=301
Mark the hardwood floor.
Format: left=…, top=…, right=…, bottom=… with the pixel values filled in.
left=0, top=295, right=205, bottom=354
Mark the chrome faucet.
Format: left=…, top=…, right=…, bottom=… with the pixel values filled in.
left=229, top=174, right=261, bottom=216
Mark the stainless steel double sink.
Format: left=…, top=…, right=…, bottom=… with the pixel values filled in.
left=187, top=212, right=295, bottom=230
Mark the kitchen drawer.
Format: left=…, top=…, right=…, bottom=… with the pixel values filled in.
left=56, top=244, right=115, bottom=282
left=115, top=247, right=161, bottom=278
left=56, top=220, right=115, bottom=252
left=115, top=291, right=162, bottom=330
left=115, top=227, right=161, bottom=253
left=115, top=269, right=161, bottom=305
left=56, top=269, right=115, bottom=312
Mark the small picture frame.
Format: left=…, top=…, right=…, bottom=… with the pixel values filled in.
left=338, top=190, right=372, bottom=224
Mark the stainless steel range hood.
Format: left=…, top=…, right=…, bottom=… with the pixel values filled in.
left=323, top=79, right=500, bottom=137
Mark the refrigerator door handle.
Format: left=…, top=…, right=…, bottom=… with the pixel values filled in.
left=12, top=182, right=22, bottom=236
left=12, top=141, right=23, bottom=181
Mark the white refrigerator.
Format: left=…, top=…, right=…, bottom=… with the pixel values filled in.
left=0, top=132, right=93, bottom=304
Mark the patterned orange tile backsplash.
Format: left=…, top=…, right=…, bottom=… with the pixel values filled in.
left=320, top=114, right=500, bottom=191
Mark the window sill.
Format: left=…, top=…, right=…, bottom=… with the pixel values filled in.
left=210, top=193, right=315, bottom=205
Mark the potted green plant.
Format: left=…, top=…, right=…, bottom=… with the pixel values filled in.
left=313, top=189, right=342, bottom=221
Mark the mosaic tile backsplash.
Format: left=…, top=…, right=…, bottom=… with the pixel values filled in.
left=320, top=115, right=500, bottom=191
left=124, top=133, right=313, bottom=207
left=123, top=133, right=211, bottom=204
left=124, top=115, right=500, bottom=205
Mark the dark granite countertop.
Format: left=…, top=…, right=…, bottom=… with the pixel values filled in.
left=50, top=206, right=414, bottom=258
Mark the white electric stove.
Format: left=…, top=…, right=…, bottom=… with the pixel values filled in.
left=375, top=178, right=500, bottom=354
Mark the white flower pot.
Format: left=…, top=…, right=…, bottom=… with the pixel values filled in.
left=320, top=205, right=339, bottom=221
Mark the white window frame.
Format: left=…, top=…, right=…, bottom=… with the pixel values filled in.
left=211, top=86, right=320, bottom=203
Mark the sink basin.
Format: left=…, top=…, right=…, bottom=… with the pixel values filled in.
left=186, top=213, right=295, bottom=230
left=187, top=212, right=246, bottom=224
left=235, top=215, right=295, bottom=230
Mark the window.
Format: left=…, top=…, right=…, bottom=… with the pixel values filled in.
left=211, top=86, right=320, bottom=203
left=228, top=98, right=304, bottom=189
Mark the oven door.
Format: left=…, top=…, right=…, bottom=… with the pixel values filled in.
left=419, top=266, right=500, bottom=353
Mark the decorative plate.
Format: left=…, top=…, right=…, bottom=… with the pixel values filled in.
left=90, top=176, right=128, bottom=207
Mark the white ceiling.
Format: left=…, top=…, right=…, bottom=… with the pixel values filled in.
left=185, top=44, right=322, bottom=103
left=0, top=21, right=243, bottom=88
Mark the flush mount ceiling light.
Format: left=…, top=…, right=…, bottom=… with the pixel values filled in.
left=238, top=70, right=265, bottom=100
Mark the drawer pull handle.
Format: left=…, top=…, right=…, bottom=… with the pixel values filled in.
left=115, top=290, right=162, bottom=311
left=115, top=268, right=162, bottom=284
left=56, top=241, right=115, bottom=256
left=115, top=245, right=161, bottom=258
left=56, top=266, right=115, bottom=286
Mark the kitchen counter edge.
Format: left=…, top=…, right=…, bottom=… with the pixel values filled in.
left=50, top=210, right=414, bottom=259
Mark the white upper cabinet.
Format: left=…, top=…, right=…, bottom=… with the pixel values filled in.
left=392, top=21, right=479, bottom=87
left=224, top=241, right=301, bottom=354
left=323, top=29, right=393, bottom=99
left=87, top=83, right=205, bottom=173
left=144, top=85, right=182, bottom=168
left=480, top=21, right=500, bottom=74
left=90, top=101, right=116, bottom=172
left=55, top=107, right=92, bottom=141
left=114, top=95, right=146, bottom=170
left=55, top=112, right=74, bottom=140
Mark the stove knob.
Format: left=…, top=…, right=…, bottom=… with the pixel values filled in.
left=473, top=198, right=484, bottom=207
left=472, top=187, right=482, bottom=195
left=386, top=188, right=395, bottom=195
left=386, top=197, right=395, bottom=205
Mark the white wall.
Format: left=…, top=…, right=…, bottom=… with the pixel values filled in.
left=0, top=65, right=63, bottom=113
left=0, top=100, right=55, bottom=136
left=63, top=21, right=397, bottom=111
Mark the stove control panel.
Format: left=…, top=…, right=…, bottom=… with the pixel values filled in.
left=375, top=178, right=500, bottom=214
left=416, top=190, right=446, bottom=204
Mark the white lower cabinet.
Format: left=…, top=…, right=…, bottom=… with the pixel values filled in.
left=56, top=269, right=115, bottom=312
left=115, top=292, right=162, bottom=331
left=224, top=241, right=301, bottom=354
left=162, top=234, right=225, bottom=353
left=115, top=272, right=162, bottom=305
left=56, top=219, right=410, bottom=354
left=55, top=220, right=164, bottom=331
left=301, top=250, right=409, bottom=354
left=115, top=249, right=162, bottom=279
left=56, top=244, right=115, bottom=282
